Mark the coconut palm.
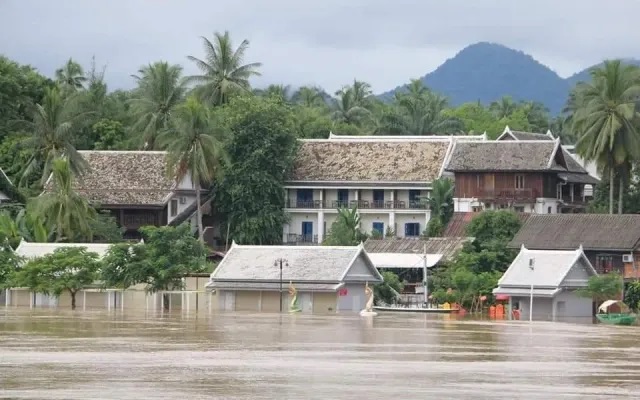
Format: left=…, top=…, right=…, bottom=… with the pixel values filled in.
left=187, top=31, right=262, bottom=106
left=19, top=86, right=93, bottom=185
left=162, top=97, right=228, bottom=241
left=332, top=80, right=373, bottom=125
left=28, top=158, right=96, bottom=242
left=572, top=60, right=640, bottom=214
left=292, top=86, right=325, bottom=108
left=129, top=62, right=186, bottom=150
left=259, top=84, right=292, bottom=102
left=490, top=96, right=517, bottom=118
left=55, top=58, right=87, bottom=92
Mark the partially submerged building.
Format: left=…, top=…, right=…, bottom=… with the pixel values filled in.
left=206, top=242, right=382, bottom=313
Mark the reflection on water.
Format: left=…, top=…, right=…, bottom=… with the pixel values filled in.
left=1, top=309, right=639, bottom=399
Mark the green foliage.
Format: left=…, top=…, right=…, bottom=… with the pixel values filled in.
left=577, top=272, right=624, bottom=304
left=624, top=282, right=640, bottom=312
left=0, top=242, right=22, bottom=289
left=100, top=224, right=207, bottom=293
left=214, top=96, right=297, bottom=244
left=92, top=119, right=126, bottom=150
left=11, top=247, right=100, bottom=309
left=87, top=211, right=124, bottom=243
left=466, top=210, right=522, bottom=243
left=323, top=206, right=368, bottom=246
left=374, top=271, right=404, bottom=305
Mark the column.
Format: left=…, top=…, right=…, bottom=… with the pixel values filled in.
left=425, top=210, right=431, bottom=228
left=570, top=183, right=574, bottom=203
left=551, top=299, right=556, bottom=322
left=317, top=211, right=325, bottom=243
left=507, top=296, right=513, bottom=320
left=389, top=212, right=395, bottom=237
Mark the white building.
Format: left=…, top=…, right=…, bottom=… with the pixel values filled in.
left=282, top=134, right=486, bottom=244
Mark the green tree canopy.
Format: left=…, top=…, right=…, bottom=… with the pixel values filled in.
left=577, top=272, right=624, bottom=305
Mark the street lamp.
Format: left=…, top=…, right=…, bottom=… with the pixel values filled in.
left=274, top=258, right=289, bottom=312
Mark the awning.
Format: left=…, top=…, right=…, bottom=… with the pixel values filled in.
left=368, top=253, right=442, bottom=269
left=492, top=287, right=560, bottom=298
left=559, top=173, right=600, bottom=185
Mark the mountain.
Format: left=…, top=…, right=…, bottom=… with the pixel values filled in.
left=565, top=58, right=640, bottom=87
left=379, top=43, right=637, bottom=115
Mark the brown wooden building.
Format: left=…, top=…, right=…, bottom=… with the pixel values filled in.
left=444, top=135, right=599, bottom=214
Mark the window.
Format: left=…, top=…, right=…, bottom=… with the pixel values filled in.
left=514, top=206, right=525, bottom=213
left=409, top=190, right=421, bottom=202
left=472, top=206, right=482, bottom=212
left=596, top=254, right=614, bottom=274
left=337, top=189, right=349, bottom=206
left=297, top=189, right=313, bottom=207
left=476, top=174, right=482, bottom=188
left=547, top=206, right=552, bottom=214
left=170, top=199, right=178, bottom=217
left=373, top=189, right=384, bottom=207
left=515, top=175, right=525, bottom=189
left=404, top=223, right=420, bottom=237
left=301, top=221, right=314, bottom=242
left=372, top=222, right=384, bottom=235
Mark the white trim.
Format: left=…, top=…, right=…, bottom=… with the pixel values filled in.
left=547, top=138, right=563, bottom=169
left=339, top=243, right=383, bottom=282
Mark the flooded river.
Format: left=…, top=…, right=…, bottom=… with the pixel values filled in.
left=1, top=310, right=639, bottom=399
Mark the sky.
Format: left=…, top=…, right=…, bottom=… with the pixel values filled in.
left=1, top=0, right=639, bottom=94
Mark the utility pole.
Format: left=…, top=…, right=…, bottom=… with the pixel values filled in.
left=274, top=258, right=289, bottom=312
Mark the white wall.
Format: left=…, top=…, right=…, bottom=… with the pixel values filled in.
left=534, top=198, right=559, bottom=214
left=395, top=213, right=429, bottom=237
left=359, top=213, right=390, bottom=236
left=167, top=193, right=198, bottom=224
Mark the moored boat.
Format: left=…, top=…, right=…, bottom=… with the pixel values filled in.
left=596, top=300, right=637, bottom=326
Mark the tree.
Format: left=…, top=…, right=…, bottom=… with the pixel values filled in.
left=0, top=210, right=50, bottom=249
left=92, top=119, right=126, bottom=150
left=423, top=177, right=454, bottom=237
left=12, top=247, right=100, bottom=309
left=323, top=206, right=368, bottom=246
left=55, top=58, right=87, bottom=92
left=214, top=96, right=297, bottom=244
left=374, top=271, right=403, bottom=305
left=28, top=158, right=96, bottom=242
left=332, top=80, right=373, bottom=126
left=129, top=62, right=186, bottom=150
left=163, top=97, right=227, bottom=241
left=577, top=272, right=624, bottom=305
left=100, top=225, right=207, bottom=308
left=466, top=210, right=522, bottom=244
left=489, top=96, right=517, bottom=118
left=0, top=242, right=22, bottom=289
left=292, top=86, right=326, bottom=108
left=187, top=31, right=262, bottom=106
left=624, top=281, right=640, bottom=312
left=571, top=60, right=640, bottom=214
left=19, top=86, right=93, bottom=185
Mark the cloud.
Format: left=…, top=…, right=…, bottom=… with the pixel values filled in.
left=1, top=0, right=639, bottom=93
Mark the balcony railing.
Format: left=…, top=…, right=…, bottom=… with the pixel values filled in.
left=479, top=189, right=537, bottom=201
left=283, top=234, right=319, bottom=245
left=286, top=199, right=428, bottom=210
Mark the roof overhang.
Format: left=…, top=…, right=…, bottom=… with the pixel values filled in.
left=492, top=287, right=561, bottom=297
left=206, top=281, right=344, bottom=292
left=368, top=253, right=442, bottom=269
left=284, top=181, right=431, bottom=189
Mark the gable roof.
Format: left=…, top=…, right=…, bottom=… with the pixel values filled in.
left=208, top=242, right=382, bottom=283
left=289, top=139, right=449, bottom=183
left=14, top=240, right=112, bottom=259
left=509, top=214, right=640, bottom=251
left=46, top=151, right=177, bottom=206
left=444, top=139, right=566, bottom=172
left=496, top=126, right=554, bottom=142
left=496, top=245, right=595, bottom=289
left=364, top=237, right=473, bottom=262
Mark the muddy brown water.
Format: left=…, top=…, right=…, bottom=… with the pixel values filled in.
left=1, top=310, right=639, bottom=399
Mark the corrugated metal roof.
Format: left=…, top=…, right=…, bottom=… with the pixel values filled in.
left=14, top=240, right=112, bottom=259
left=364, top=237, right=471, bottom=262
left=444, top=212, right=531, bottom=238
left=509, top=214, right=640, bottom=251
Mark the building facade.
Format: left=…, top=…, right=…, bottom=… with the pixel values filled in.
left=283, top=134, right=486, bottom=244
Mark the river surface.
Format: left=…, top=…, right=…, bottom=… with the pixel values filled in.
left=1, top=310, right=639, bottom=399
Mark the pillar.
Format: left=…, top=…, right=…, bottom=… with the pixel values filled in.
left=389, top=212, right=395, bottom=237
left=317, top=211, right=325, bottom=243
left=507, top=296, right=512, bottom=320
left=551, top=298, right=557, bottom=321
left=570, top=183, right=574, bottom=203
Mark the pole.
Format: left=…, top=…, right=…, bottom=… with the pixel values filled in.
left=529, top=283, right=534, bottom=323
left=279, top=260, right=283, bottom=312
left=423, top=244, right=428, bottom=306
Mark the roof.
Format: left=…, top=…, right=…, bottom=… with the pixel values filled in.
left=443, top=212, right=531, bottom=237
left=14, top=240, right=112, bottom=259
left=207, top=282, right=342, bottom=292
left=367, top=253, right=442, bottom=269
left=509, top=214, right=640, bottom=251
left=208, top=242, right=382, bottom=283
left=496, top=126, right=554, bottom=142
left=328, top=132, right=488, bottom=142
left=558, top=172, right=600, bottom=185
left=289, top=139, right=449, bottom=183
left=495, top=245, right=595, bottom=289
left=46, top=151, right=176, bottom=206
left=363, top=237, right=472, bottom=262
left=444, top=140, right=565, bottom=172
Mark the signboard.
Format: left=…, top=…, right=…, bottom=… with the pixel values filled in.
left=338, top=288, right=348, bottom=296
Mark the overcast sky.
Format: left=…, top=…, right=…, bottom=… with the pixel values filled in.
left=1, top=0, right=639, bottom=94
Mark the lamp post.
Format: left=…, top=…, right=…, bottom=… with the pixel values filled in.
left=274, top=258, right=289, bottom=312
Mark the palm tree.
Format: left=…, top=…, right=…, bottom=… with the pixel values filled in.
left=28, top=158, right=96, bottom=242
left=332, top=80, right=373, bottom=125
left=572, top=60, right=640, bottom=214
left=129, top=62, right=186, bottom=150
left=0, top=210, right=49, bottom=249
left=162, top=97, right=227, bottom=241
left=19, top=86, right=93, bottom=185
left=187, top=31, right=262, bottom=106
left=490, top=96, right=517, bottom=118
left=260, top=84, right=292, bottom=102
left=55, top=58, right=87, bottom=92
left=292, top=86, right=325, bottom=108
left=426, top=177, right=454, bottom=224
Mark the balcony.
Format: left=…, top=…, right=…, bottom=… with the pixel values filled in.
left=286, top=199, right=428, bottom=210
left=283, top=234, right=319, bottom=245
left=479, top=189, right=537, bottom=202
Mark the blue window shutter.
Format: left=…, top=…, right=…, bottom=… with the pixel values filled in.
left=404, top=223, right=409, bottom=236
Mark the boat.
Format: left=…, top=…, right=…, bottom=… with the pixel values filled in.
left=595, top=300, right=637, bottom=326
left=373, top=305, right=459, bottom=314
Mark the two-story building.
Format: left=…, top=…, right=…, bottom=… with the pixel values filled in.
left=46, top=150, right=208, bottom=239
left=444, top=135, right=599, bottom=214
left=283, top=134, right=486, bottom=244
left=509, top=214, right=640, bottom=281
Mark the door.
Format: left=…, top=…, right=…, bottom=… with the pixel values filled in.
left=372, top=222, right=384, bottom=236
left=302, top=221, right=313, bottom=243
left=337, top=189, right=349, bottom=207
left=373, top=190, right=384, bottom=207
left=297, top=189, right=313, bottom=207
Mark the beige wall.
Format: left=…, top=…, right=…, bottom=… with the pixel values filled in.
left=235, top=291, right=260, bottom=311
left=312, top=292, right=337, bottom=313
left=260, top=291, right=282, bottom=312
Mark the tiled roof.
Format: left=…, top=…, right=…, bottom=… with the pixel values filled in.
left=47, top=151, right=175, bottom=206
left=207, top=282, right=342, bottom=291
left=509, top=214, right=640, bottom=251
left=445, top=141, right=563, bottom=172
left=444, top=212, right=531, bottom=237
left=14, top=240, right=112, bottom=260
left=289, top=140, right=449, bottom=182
left=364, top=237, right=472, bottom=262
left=496, top=246, right=594, bottom=289
left=209, top=243, right=382, bottom=283
left=509, top=131, right=553, bottom=141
